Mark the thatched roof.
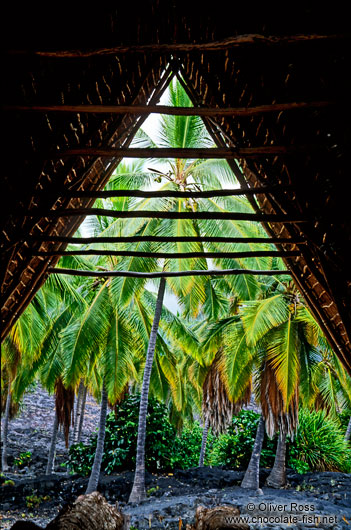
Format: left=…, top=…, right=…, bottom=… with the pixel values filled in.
left=1, top=3, right=351, bottom=373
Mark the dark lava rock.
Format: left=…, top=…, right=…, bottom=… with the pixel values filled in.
left=174, top=466, right=244, bottom=488
left=10, top=523, right=43, bottom=529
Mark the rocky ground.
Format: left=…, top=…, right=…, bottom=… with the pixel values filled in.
left=1, top=383, right=101, bottom=476
left=1, top=385, right=351, bottom=529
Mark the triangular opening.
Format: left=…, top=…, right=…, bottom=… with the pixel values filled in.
left=47, top=76, right=293, bottom=318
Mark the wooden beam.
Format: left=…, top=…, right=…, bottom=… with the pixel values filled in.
left=27, top=235, right=305, bottom=245
left=13, top=33, right=345, bottom=57
left=33, top=250, right=301, bottom=259
left=48, top=267, right=292, bottom=278
left=27, top=185, right=294, bottom=200
left=26, top=208, right=307, bottom=223
left=4, top=101, right=335, bottom=116
left=53, top=146, right=316, bottom=159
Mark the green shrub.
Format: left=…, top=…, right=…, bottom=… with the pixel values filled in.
left=67, top=400, right=351, bottom=477
left=14, top=451, right=32, bottom=469
left=25, top=494, right=51, bottom=509
left=207, top=409, right=350, bottom=474
left=287, top=409, right=351, bottom=473
left=170, top=422, right=214, bottom=469
left=208, top=410, right=276, bottom=469
left=68, top=395, right=176, bottom=475
left=26, top=493, right=51, bottom=508
left=2, top=479, right=15, bottom=487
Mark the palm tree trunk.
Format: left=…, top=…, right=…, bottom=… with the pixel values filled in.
left=72, top=380, right=84, bottom=444
left=266, top=430, right=287, bottom=488
left=241, top=415, right=265, bottom=490
left=1, top=385, right=11, bottom=472
left=46, top=410, right=59, bottom=474
left=86, top=383, right=108, bottom=494
left=77, top=384, right=87, bottom=443
left=128, top=277, right=166, bottom=504
left=345, top=415, right=351, bottom=442
left=198, top=417, right=209, bottom=467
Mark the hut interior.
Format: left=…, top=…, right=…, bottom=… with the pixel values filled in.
left=1, top=3, right=351, bottom=375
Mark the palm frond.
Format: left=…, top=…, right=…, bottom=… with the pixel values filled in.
left=266, top=318, right=300, bottom=408
left=61, top=281, right=112, bottom=386
left=241, top=294, right=290, bottom=347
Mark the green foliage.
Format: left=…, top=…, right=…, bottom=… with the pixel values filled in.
left=287, top=454, right=310, bottom=474
left=146, top=486, right=159, bottom=496
left=68, top=406, right=350, bottom=476
left=66, top=441, right=95, bottom=476
left=14, top=451, right=32, bottom=469
left=208, top=410, right=276, bottom=469
left=208, top=409, right=350, bottom=474
left=2, top=480, right=15, bottom=487
left=287, top=409, right=351, bottom=473
left=25, top=494, right=51, bottom=509
left=67, top=395, right=176, bottom=475
left=338, top=409, right=351, bottom=432
left=170, top=422, right=214, bottom=469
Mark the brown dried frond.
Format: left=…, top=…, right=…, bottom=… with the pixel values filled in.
left=232, top=379, right=252, bottom=416
left=202, top=353, right=234, bottom=436
left=261, top=362, right=298, bottom=438
left=313, top=391, right=332, bottom=414
left=55, top=378, right=75, bottom=448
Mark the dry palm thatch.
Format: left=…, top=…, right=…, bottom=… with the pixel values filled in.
left=55, top=378, right=75, bottom=448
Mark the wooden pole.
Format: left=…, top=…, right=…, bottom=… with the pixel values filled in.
left=4, top=101, right=335, bottom=116
left=26, top=208, right=307, bottom=223
left=26, top=235, right=306, bottom=245
left=48, top=267, right=291, bottom=278
left=52, top=146, right=316, bottom=159
left=13, top=33, right=345, bottom=57
left=33, top=250, right=301, bottom=259
left=22, top=185, right=295, bottom=200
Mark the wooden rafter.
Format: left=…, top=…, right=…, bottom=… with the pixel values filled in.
left=26, top=208, right=307, bottom=223
left=25, top=235, right=306, bottom=245
left=53, top=146, right=320, bottom=159
left=33, top=250, right=301, bottom=259
left=4, top=101, right=336, bottom=116
left=13, top=33, right=346, bottom=57
left=24, top=185, right=294, bottom=200
left=48, top=267, right=291, bottom=278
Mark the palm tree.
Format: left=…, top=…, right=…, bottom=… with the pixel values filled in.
left=266, top=431, right=287, bottom=488
left=128, top=277, right=166, bottom=502
left=123, top=79, right=269, bottom=499
left=85, top=381, right=108, bottom=494
left=72, top=380, right=87, bottom=444
left=60, top=275, right=143, bottom=492
left=57, top=160, right=201, bottom=495
left=1, top=291, right=47, bottom=471
left=241, top=281, right=322, bottom=489
left=308, top=340, right=351, bottom=440
left=202, top=277, right=321, bottom=489
left=241, top=415, right=265, bottom=490
left=6, top=265, right=90, bottom=474
left=46, top=378, right=75, bottom=474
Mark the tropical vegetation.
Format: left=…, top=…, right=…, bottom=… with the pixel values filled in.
left=1, top=79, right=350, bottom=500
